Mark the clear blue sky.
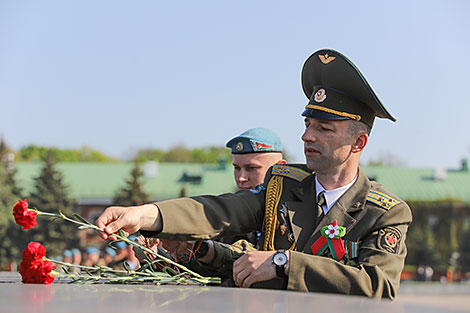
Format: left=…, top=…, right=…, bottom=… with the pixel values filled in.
left=1, top=0, right=469, bottom=168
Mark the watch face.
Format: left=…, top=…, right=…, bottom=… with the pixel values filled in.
left=273, top=252, right=287, bottom=266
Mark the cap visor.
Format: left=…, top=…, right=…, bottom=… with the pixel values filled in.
left=301, top=108, right=351, bottom=121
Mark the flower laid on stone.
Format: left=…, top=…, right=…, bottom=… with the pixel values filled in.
left=19, top=242, right=55, bottom=284
left=12, top=199, right=221, bottom=286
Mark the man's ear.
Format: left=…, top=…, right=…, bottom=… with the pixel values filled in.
left=351, top=133, right=368, bottom=153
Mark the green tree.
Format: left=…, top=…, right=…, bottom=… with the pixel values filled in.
left=405, top=222, right=439, bottom=267
left=162, top=145, right=191, bottom=163
left=0, top=139, right=26, bottom=267
left=26, top=151, right=79, bottom=257
left=189, top=146, right=232, bottom=164
left=113, top=162, right=150, bottom=206
left=134, top=148, right=165, bottom=162
left=458, top=228, right=470, bottom=273
left=17, top=144, right=118, bottom=162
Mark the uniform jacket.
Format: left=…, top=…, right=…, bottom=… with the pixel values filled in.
left=147, top=164, right=412, bottom=299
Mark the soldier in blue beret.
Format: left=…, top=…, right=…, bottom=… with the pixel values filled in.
left=193, top=128, right=287, bottom=267
left=226, top=127, right=286, bottom=190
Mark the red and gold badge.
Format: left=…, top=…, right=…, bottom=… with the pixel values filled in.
left=377, top=226, right=402, bottom=254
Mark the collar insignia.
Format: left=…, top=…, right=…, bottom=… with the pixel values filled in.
left=318, top=53, right=336, bottom=64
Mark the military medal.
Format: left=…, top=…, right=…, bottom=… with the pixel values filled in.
left=310, top=220, right=346, bottom=261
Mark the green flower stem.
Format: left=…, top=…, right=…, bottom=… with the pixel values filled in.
left=34, top=210, right=104, bottom=232
left=33, top=208, right=208, bottom=280
left=114, top=234, right=204, bottom=278
left=49, top=258, right=166, bottom=278
left=49, top=259, right=218, bottom=285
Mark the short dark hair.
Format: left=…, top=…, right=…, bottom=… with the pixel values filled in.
left=347, top=120, right=371, bottom=137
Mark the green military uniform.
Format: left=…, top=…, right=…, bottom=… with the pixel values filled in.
left=141, top=49, right=412, bottom=299
left=148, top=163, right=411, bottom=299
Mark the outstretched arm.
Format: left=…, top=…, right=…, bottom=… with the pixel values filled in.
left=96, top=204, right=162, bottom=240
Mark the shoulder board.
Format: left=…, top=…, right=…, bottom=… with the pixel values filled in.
left=271, top=165, right=311, bottom=182
left=366, top=189, right=400, bottom=210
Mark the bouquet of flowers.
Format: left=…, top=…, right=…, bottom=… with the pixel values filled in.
left=12, top=199, right=221, bottom=285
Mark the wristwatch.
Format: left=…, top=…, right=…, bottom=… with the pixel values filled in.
left=272, top=250, right=288, bottom=278
left=194, top=241, right=210, bottom=259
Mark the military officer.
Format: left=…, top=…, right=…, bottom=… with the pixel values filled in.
left=96, top=49, right=412, bottom=299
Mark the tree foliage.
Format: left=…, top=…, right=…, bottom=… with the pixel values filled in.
left=17, top=145, right=118, bottom=162
left=26, top=151, right=79, bottom=257
left=13, top=143, right=233, bottom=164
left=113, top=162, right=150, bottom=206
left=458, top=228, right=470, bottom=273
left=134, top=145, right=231, bottom=164
left=0, top=139, right=26, bottom=268
left=405, top=222, right=439, bottom=268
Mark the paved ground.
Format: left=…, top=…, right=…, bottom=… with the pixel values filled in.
left=1, top=272, right=469, bottom=313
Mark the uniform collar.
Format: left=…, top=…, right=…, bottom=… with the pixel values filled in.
left=315, top=174, right=357, bottom=215
left=311, top=168, right=371, bottom=235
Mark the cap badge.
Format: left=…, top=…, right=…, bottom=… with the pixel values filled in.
left=253, top=141, right=273, bottom=151
left=314, top=88, right=327, bottom=103
left=318, top=53, right=336, bottom=64
left=236, top=142, right=243, bottom=151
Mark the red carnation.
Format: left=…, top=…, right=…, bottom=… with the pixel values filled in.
left=22, top=242, right=47, bottom=262
left=12, top=199, right=37, bottom=230
left=19, top=242, right=55, bottom=284
left=20, top=259, right=55, bottom=284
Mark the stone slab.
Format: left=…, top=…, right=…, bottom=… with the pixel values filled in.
left=1, top=272, right=469, bottom=313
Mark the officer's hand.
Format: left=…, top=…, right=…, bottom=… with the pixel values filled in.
left=233, top=251, right=276, bottom=288
left=96, top=204, right=161, bottom=240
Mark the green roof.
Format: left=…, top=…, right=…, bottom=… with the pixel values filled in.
left=14, top=162, right=237, bottom=203
left=362, top=166, right=470, bottom=203
left=13, top=162, right=470, bottom=204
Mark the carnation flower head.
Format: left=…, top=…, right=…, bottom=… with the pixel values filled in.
left=20, top=242, right=55, bottom=284
left=20, top=259, right=55, bottom=284
left=22, top=242, right=47, bottom=262
left=12, top=199, right=37, bottom=230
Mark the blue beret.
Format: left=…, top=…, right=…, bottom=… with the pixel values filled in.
left=71, top=248, right=81, bottom=255
left=63, top=249, right=73, bottom=258
left=105, top=247, right=117, bottom=257
left=226, top=128, right=283, bottom=154
left=114, top=241, right=127, bottom=249
left=86, top=247, right=99, bottom=254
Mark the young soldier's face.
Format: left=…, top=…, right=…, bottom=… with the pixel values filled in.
left=302, top=117, right=357, bottom=174
left=232, top=153, right=284, bottom=189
